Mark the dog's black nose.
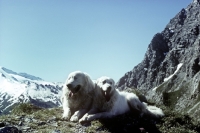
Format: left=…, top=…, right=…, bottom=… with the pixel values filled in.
left=107, top=86, right=111, bottom=92
left=67, top=84, right=72, bottom=88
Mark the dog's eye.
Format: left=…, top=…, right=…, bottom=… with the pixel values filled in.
left=74, top=76, right=77, bottom=80
left=110, top=82, right=112, bottom=85
left=102, top=81, right=106, bottom=84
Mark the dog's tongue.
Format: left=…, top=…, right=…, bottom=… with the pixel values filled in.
left=68, top=91, right=74, bottom=97
left=104, top=92, right=110, bottom=101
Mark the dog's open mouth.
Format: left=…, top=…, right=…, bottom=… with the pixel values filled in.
left=102, top=90, right=111, bottom=101
left=68, top=85, right=81, bottom=98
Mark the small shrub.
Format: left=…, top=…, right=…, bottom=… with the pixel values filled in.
left=11, top=103, right=42, bottom=115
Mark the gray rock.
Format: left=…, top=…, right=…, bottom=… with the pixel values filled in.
left=48, top=122, right=58, bottom=127
left=47, top=116, right=57, bottom=123
left=0, top=122, right=5, bottom=128
left=18, top=121, right=22, bottom=126
left=24, top=117, right=33, bottom=123
left=20, top=126, right=31, bottom=131
left=116, top=1, right=200, bottom=119
left=52, top=129, right=61, bottom=133
left=38, top=121, right=46, bottom=126
left=0, top=126, right=22, bottom=133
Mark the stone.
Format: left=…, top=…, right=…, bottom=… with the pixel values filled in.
left=24, top=117, right=33, bottom=123
left=52, top=129, right=61, bottom=133
left=0, top=126, right=22, bottom=133
left=20, top=126, right=31, bottom=131
left=38, top=121, right=46, bottom=126
left=116, top=1, right=200, bottom=119
left=18, top=121, right=22, bottom=126
left=0, top=122, right=5, bottom=128
left=48, top=122, right=58, bottom=127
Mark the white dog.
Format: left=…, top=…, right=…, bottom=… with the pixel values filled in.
left=61, top=71, right=96, bottom=122
left=79, top=76, right=164, bottom=122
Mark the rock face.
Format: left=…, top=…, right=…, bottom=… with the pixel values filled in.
left=116, top=1, right=200, bottom=118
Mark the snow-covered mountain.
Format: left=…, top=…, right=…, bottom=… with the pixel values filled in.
left=0, top=66, right=63, bottom=115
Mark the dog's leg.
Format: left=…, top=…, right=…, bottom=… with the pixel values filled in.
left=62, top=107, right=71, bottom=120
left=70, top=109, right=88, bottom=122
left=127, top=94, right=148, bottom=116
left=79, top=108, right=99, bottom=123
left=83, top=112, right=113, bottom=122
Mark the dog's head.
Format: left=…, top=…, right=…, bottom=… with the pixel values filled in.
left=96, top=76, right=115, bottom=101
left=65, top=71, right=91, bottom=98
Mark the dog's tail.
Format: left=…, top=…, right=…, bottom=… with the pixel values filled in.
left=143, top=103, right=164, bottom=118
left=127, top=94, right=164, bottom=119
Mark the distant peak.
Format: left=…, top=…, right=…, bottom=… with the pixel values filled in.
left=18, top=72, right=43, bottom=81
left=193, top=0, right=200, bottom=3
left=1, top=67, right=18, bottom=75
left=0, top=66, right=43, bottom=81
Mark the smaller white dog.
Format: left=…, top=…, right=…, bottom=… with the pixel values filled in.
left=61, top=71, right=95, bottom=122
left=79, top=76, right=164, bottom=122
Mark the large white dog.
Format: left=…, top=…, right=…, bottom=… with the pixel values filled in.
left=61, top=71, right=96, bottom=122
left=79, top=76, right=164, bottom=122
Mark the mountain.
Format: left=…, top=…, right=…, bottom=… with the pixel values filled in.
left=0, top=66, right=63, bottom=115
left=116, top=0, right=200, bottom=119
left=1, top=67, right=43, bottom=81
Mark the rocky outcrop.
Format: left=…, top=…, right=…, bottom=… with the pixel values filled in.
left=116, top=1, right=200, bottom=118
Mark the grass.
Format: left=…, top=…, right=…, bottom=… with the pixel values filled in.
left=86, top=106, right=200, bottom=133
left=154, top=79, right=190, bottom=111
left=11, top=103, right=43, bottom=115
left=85, top=120, right=108, bottom=133
left=162, top=89, right=182, bottom=107
left=0, top=103, right=76, bottom=133
left=157, top=106, right=200, bottom=133
left=0, top=100, right=200, bottom=133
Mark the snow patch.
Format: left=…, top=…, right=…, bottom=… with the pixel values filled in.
left=152, top=63, right=183, bottom=91
left=152, top=87, right=158, bottom=91
left=0, top=77, right=26, bottom=98
left=164, top=63, right=183, bottom=82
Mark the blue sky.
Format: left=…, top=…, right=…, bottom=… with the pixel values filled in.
left=0, top=0, right=191, bottom=82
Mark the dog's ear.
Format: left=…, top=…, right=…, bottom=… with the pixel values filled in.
left=111, top=79, right=115, bottom=86
left=95, top=79, right=99, bottom=85
left=83, top=72, right=90, bottom=84
left=96, top=77, right=103, bottom=86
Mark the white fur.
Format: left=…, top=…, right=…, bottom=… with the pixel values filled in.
left=61, top=71, right=95, bottom=122
left=79, top=76, right=164, bottom=122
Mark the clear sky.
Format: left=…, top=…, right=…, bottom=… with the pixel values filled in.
left=0, top=0, right=192, bottom=82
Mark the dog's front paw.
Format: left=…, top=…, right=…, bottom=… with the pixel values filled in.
left=62, top=112, right=69, bottom=120
left=62, top=116, right=70, bottom=120
left=85, top=114, right=95, bottom=121
left=62, top=111, right=71, bottom=121
left=79, top=114, right=88, bottom=123
left=62, top=113, right=70, bottom=121
left=70, top=115, right=79, bottom=122
left=62, top=113, right=71, bottom=121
